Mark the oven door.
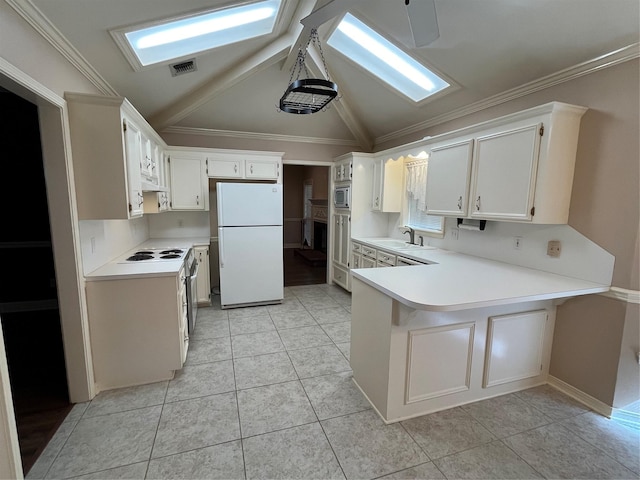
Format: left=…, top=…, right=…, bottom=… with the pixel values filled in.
left=186, top=257, right=199, bottom=334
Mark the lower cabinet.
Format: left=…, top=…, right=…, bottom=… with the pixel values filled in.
left=85, top=268, right=187, bottom=392
left=195, top=245, right=211, bottom=306
left=331, top=212, right=351, bottom=290
left=350, top=277, right=555, bottom=423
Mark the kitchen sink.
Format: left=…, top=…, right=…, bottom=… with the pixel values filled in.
left=370, top=239, right=413, bottom=249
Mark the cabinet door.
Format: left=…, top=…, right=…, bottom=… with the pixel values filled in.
left=340, top=214, right=350, bottom=267
left=361, top=256, right=376, bottom=268
left=469, top=124, right=542, bottom=221
left=426, top=140, right=473, bottom=216
left=351, top=252, right=361, bottom=269
left=483, top=310, right=547, bottom=387
left=334, top=163, right=344, bottom=182
left=332, top=214, right=342, bottom=264
left=195, top=246, right=211, bottom=305
left=123, top=119, right=144, bottom=218
left=208, top=157, right=243, bottom=178
left=169, top=154, right=207, bottom=210
left=371, top=159, right=382, bottom=211
left=246, top=158, right=280, bottom=180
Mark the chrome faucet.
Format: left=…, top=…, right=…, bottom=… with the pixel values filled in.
left=402, top=226, right=415, bottom=245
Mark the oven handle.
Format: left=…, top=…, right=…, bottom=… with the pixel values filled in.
left=188, top=260, right=199, bottom=280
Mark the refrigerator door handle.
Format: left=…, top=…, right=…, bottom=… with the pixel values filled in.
left=219, top=233, right=224, bottom=268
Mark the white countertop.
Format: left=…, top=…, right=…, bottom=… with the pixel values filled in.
left=85, top=237, right=210, bottom=281
left=351, top=237, right=610, bottom=311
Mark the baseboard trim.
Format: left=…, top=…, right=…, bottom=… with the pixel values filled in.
left=547, top=375, right=613, bottom=417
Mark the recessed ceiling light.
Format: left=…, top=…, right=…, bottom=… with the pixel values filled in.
left=327, top=13, right=449, bottom=102
left=111, top=0, right=282, bottom=69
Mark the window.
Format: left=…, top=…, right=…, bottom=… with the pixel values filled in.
left=111, top=0, right=282, bottom=69
left=405, top=159, right=444, bottom=235
left=327, top=13, right=450, bottom=102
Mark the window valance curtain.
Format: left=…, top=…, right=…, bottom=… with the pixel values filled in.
left=406, top=160, right=428, bottom=212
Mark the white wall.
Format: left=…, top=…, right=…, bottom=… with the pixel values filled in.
left=148, top=211, right=211, bottom=239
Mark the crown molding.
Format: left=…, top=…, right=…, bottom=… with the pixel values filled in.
left=375, top=43, right=640, bottom=147
left=6, top=0, right=118, bottom=96
left=161, top=126, right=361, bottom=147
left=599, top=287, right=640, bottom=304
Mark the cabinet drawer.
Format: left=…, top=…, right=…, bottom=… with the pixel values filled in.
left=376, top=250, right=396, bottom=265
left=376, top=259, right=395, bottom=268
left=361, top=246, right=376, bottom=258
left=352, top=242, right=362, bottom=253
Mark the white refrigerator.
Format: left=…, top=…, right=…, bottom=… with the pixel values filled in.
left=217, top=182, right=284, bottom=309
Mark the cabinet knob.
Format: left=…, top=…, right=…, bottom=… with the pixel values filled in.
left=234, top=164, right=238, bottom=173
left=457, top=196, right=463, bottom=210
left=250, top=165, right=254, bottom=174
left=476, top=196, right=481, bottom=211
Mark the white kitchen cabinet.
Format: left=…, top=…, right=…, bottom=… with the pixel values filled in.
left=371, top=157, right=403, bottom=212
left=483, top=310, right=547, bottom=387
left=420, top=102, right=587, bottom=224
left=167, top=150, right=208, bottom=211
left=208, top=157, right=243, bottom=178
left=331, top=213, right=351, bottom=289
left=333, top=159, right=352, bottom=182
left=85, top=267, right=188, bottom=391
left=66, top=93, right=164, bottom=220
left=469, top=124, right=541, bottom=221
left=246, top=157, right=281, bottom=180
left=140, top=131, right=163, bottom=189
left=425, top=139, right=474, bottom=217
left=207, top=151, right=283, bottom=181
left=195, top=245, right=211, bottom=306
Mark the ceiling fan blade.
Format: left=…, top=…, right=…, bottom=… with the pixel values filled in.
left=407, top=0, right=440, bottom=47
left=300, top=0, right=367, bottom=29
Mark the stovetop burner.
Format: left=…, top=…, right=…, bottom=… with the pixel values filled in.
left=126, top=254, right=154, bottom=261
left=118, top=247, right=189, bottom=264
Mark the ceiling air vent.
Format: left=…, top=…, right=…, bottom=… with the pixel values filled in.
left=169, top=59, right=197, bottom=77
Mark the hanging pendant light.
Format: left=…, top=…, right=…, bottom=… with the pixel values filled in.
left=279, top=29, right=338, bottom=114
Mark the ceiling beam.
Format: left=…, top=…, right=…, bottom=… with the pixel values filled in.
left=281, top=0, right=317, bottom=74
left=306, top=44, right=373, bottom=151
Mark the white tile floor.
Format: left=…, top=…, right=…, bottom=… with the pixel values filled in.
left=27, top=284, right=640, bottom=479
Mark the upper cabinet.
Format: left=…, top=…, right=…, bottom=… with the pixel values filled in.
left=333, top=158, right=352, bottom=183
left=166, top=149, right=208, bottom=211
left=66, top=93, right=167, bottom=220
left=371, top=157, right=403, bottom=212
left=422, top=102, right=587, bottom=224
left=207, top=150, right=284, bottom=182
left=425, top=139, right=474, bottom=217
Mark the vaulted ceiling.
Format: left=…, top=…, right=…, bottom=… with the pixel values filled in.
left=15, top=0, right=640, bottom=151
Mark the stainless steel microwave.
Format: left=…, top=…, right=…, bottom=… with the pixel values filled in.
left=334, top=186, right=350, bottom=209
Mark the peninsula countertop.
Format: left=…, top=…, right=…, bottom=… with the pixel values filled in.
left=350, top=238, right=610, bottom=311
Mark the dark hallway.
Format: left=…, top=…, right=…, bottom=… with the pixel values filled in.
left=0, top=89, right=71, bottom=474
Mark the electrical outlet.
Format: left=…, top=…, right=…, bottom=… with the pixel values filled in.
left=513, top=236, right=523, bottom=250
left=450, top=228, right=459, bottom=240
left=90, top=237, right=96, bottom=253
left=178, top=219, right=184, bottom=228
left=547, top=240, right=561, bottom=257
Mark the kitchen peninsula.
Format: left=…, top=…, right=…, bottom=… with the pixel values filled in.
left=349, top=249, right=610, bottom=424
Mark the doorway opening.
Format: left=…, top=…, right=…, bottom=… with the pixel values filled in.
left=282, top=164, right=330, bottom=286
left=0, top=89, right=71, bottom=475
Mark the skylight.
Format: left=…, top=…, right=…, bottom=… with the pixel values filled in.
left=117, top=0, right=281, bottom=68
left=327, top=13, right=449, bottom=102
